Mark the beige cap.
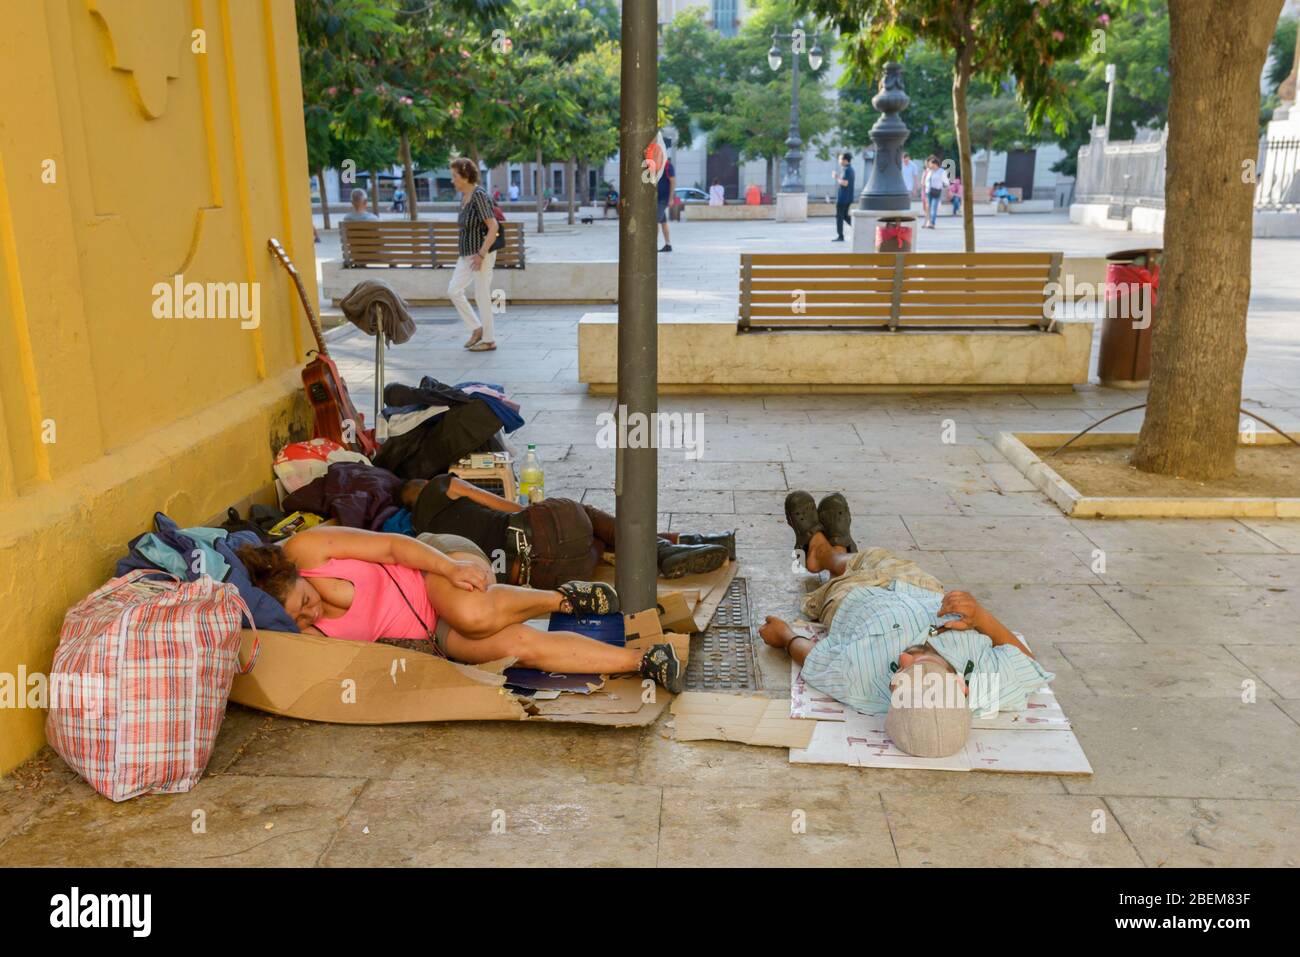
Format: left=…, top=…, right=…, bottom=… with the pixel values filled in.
left=885, top=660, right=971, bottom=758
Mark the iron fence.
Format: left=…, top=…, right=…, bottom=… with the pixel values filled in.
left=1074, top=128, right=1167, bottom=215
left=1255, top=135, right=1300, bottom=211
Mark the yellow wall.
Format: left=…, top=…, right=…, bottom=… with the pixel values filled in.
left=0, top=0, right=317, bottom=773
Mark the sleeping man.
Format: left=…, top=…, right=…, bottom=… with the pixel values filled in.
left=759, top=491, right=1055, bottom=757
left=400, top=474, right=734, bottom=589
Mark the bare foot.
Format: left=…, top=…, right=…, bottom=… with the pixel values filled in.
left=759, top=615, right=796, bottom=650
left=804, top=532, right=832, bottom=573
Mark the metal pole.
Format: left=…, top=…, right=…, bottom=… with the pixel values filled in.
left=783, top=47, right=801, bottom=191
left=615, top=0, right=658, bottom=615
left=1103, top=63, right=1117, bottom=133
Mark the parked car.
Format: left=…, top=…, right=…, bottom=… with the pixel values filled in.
left=674, top=187, right=709, bottom=205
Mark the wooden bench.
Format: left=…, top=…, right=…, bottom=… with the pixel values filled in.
left=340, top=220, right=526, bottom=269
left=737, top=251, right=1063, bottom=332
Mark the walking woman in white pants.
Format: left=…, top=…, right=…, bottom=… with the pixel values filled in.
left=448, top=157, right=500, bottom=351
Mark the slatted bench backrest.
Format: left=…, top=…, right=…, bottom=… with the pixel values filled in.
left=737, top=251, right=1062, bottom=331
left=341, top=220, right=526, bottom=268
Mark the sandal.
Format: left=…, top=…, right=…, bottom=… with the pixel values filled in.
left=817, top=492, right=857, bottom=552
left=556, top=580, right=620, bottom=616
left=784, top=490, right=824, bottom=556
left=467, top=340, right=497, bottom=352
left=464, top=328, right=483, bottom=349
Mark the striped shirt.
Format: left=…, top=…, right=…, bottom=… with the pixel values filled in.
left=457, top=186, right=494, bottom=258
left=799, top=580, right=1054, bottom=716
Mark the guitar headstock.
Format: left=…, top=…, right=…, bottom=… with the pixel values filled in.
left=267, top=237, right=296, bottom=274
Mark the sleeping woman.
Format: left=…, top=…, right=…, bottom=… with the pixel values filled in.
left=238, top=526, right=683, bottom=692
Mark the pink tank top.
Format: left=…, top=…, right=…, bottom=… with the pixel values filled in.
left=299, top=558, right=437, bottom=642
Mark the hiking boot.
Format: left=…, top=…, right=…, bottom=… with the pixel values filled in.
left=657, top=540, right=728, bottom=579
left=659, top=244, right=673, bottom=253
left=639, top=643, right=684, bottom=694
left=676, top=531, right=737, bottom=561
left=556, top=581, right=620, bottom=616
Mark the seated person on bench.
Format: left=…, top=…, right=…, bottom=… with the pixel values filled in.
left=399, top=474, right=735, bottom=588
left=240, top=527, right=684, bottom=692
left=758, top=491, right=1054, bottom=756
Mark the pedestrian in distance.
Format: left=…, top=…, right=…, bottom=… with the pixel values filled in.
left=833, top=152, right=855, bottom=242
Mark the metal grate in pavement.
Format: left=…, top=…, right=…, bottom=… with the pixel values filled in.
left=684, top=577, right=758, bottom=692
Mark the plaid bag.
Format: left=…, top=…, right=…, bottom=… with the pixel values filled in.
left=45, top=570, right=259, bottom=802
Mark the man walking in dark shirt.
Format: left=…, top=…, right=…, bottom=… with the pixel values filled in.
left=833, top=153, right=855, bottom=242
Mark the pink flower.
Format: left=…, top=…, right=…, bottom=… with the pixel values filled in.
left=326, top=86, right=337, bottom=96
left=352, top=87, right=362, bottom=95
left=1052, top=29, right=1065, bottom=41
left=1098, top=13, right=1111, bottom=26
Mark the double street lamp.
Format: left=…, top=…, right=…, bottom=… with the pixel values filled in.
left=767, top=21, right=823, bottom=193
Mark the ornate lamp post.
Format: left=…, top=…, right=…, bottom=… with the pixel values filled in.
left=858, top=62, right=911, bottom=211
left=850, top=61, right=918, bottom=250
left=767, top=21, right=823, bottom=221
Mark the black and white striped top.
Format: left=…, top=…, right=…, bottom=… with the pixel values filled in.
left=457, top=186, right=494, bottom=258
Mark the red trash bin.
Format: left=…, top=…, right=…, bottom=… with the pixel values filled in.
left=876, top=215, right=916, bottom=252
left=1098, top=247, right=1162, bottom=388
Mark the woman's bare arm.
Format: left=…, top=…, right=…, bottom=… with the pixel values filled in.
left=283, top=527, right=457, bottom=579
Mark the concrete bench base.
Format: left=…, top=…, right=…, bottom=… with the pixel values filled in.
left=322, top=259, right=618, bottom=304
left=578, top=313, right=1094, bottom=394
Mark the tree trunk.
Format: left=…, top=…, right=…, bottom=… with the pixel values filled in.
left=578, top=159, right=589, bottom=205
left=369, top=169, right=380, bottom=217
left=766, top=156, right=775, bottom=199
left=566, top=157, right=576, bottom=225
left=1131, top=0, right=1283, bottom=480
left=316, top=167, right=331, bottom=231
left=951, top=34, right=976, bottom=252
left=399, top=132, right=419, bottom=221
left=536, top=145, right=545, bottom=234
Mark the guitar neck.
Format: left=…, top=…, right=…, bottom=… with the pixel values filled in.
left=268, top=238, right=328, bottom=356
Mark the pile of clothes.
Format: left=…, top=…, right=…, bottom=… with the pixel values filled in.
left=373, top=377, right=522, bottom=479
left=115, top=513, right=298, bottom=632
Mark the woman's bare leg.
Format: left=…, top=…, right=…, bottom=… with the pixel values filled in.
left=425, top=574, right=564, bottom=639
left=442, top=623, right=644, bottom=674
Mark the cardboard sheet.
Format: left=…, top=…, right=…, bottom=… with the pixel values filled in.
left=230, top=629, right=675, bottom=728
left=670, top=692, right=816, bottom=749
left=789, top=710, right=1091, bottom=774
left=597, top=559, right=738, bottom=633
left=529, top=677, right=647, bottom=715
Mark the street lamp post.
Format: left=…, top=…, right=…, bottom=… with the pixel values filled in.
left=767, top=21, right=823, bottom=221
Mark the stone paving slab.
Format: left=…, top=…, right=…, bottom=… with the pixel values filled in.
left=881, top=793, right=1144, bottom=867
left=1093, top=585, right=1300, bottom=644
left=224, top=714, right=644, bottom=787
left=322, top=781, right=662, bottom=868
left=1061, top=697, right=1300, bottom=800
left=0, top=773, right=365, bottom=867
left=656, top=786, right=898, bottom=867
left=1107, top=797, right=1300, bottom=867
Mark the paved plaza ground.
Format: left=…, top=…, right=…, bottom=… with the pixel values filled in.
left=3, top=212, right=1298, bottom=867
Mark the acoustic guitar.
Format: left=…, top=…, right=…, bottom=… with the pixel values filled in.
left=267, top=238, right=377, bottom=457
